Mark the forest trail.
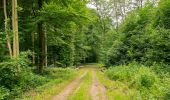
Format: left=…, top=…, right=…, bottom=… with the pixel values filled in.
left=90, top=68, right=107, bottom=100
left=52, top=65, right=107, bottom=100
left=52, top=68, right=88, bottom=100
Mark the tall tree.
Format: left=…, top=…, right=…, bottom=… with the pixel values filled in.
left=4, top=0, right=12, bottom=58
left=38, top=0, right=46, bottom=73
left=0, top=0, right=3, bottom=9
left=12, top=0, right=19, bottom=57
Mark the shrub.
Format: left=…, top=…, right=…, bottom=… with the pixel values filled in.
left=0, top=86, right=9, bottom=100
left=43, top=67, right=76, bottom=79
left=106, top=62, right=139, bottom=82
left=132, top=67, right=158, bottom=89
left=20, top=72, right=49, bottom=90
left=164, top=90, right=170, bottom=100
left=0, top=51, right=77, bottom=99
left=106, top=1, right=170, bottom=66
left=0, top=52, right=49, bottom=99
left=106, top=63, right=170, bottom=99
left=0, top=53, right=31, bottom=90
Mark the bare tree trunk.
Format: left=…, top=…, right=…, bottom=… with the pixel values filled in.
left=45, top=30, right=47, bottom=67
left=12, top=0, right=19, bottom=58
left=113, top=0, right=119, bottom=31
left=0, top=0, right=3, bottom=9
left=4, top=0, right=12, bottom=58
left=140, top=0, right=143, bottom=8
left=38, top=22, right=45, bottom=73
left=38, top=0, right=46, bottom=73
left=122, top=0, right=126, bottom=21
left=32, top=32, right=35, bottom=64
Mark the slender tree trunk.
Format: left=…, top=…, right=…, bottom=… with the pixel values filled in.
left=122, top=0, right=126, bottom=22
left=12, top=0, right=19, bottom=58
left=45, top=30, right=47, bottom=67
left=32, top=32, right=35, bottom=64
left=113, top=0, right=119, bottom=31
left=38, top=22, right=45, bottom=73
left=38, top=0, right=46, bottom=73
left=4, top=0, right=12, bottom=58
left=140, top=0, right=143, bottom=8
left=44, top=25, right=47, bottom=67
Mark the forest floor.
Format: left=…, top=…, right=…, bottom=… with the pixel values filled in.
left=23, top=64, right=132, bottom=100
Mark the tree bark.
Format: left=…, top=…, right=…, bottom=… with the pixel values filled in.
left=38, top=0, right=46, bottom=73
left=45, top=29, right=47, bottom=67
left=32, top=32, right=35, bottom=64
left=0, top=0, right=3, bottom=9
left=12, top=0, right=19, bottom=58
left=140, top=0, right=143, bottom=8
left=113, top=0, right=119, bottom=31
left=38, top=22, right=45, bottom=73
left=4, top=0, right=12, bottom=58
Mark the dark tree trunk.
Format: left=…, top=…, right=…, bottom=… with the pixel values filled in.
left=0, top=0, right=3, bottom=9
left=32, top=32, right=35, bottom=64
left=38, top=22, right=45, bottom=73
left=38, top=0, right=45, bottom=73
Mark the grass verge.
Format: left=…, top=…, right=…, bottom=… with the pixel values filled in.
left=19, top=68, right=82, bottom=100
left=96, top=69, right=135, bottom=100
left=105, top=63, right=170, bottom=100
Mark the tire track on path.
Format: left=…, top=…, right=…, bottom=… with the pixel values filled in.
left=90, top=68, right=107, bottom=100
left=52, top=68, right=88, bottom=100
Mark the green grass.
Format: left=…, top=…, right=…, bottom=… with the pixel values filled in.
left=20, top=68, right=78, bottom=100
left=105, top=63, right=170, bottom=100
left=68, top=68, right=92, bottom=100
left=96, top=69, right=135, bottom=100
left=15, top=64, right=170, bottom=100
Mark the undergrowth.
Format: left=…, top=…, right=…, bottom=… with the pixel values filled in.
left=106, top=62, right=170, bottom=100
left=0, top=53, right=76, bottom=100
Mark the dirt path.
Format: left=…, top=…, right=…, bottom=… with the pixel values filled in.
left=90, top=68, right=107, bottom=100
left=52, top=66, right=107, bottom=100
left=52, top=69, right=88, bottom=100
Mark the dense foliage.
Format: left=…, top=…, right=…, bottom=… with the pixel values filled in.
left=105, top=1, right=170, bottom=99
left=106, top=1, right=170, bottom=66
left=0, top=53, right=76, bottom=99
left=0, top=0, right=170, bottom=99
left=106, top=62, right=170, bottom=99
